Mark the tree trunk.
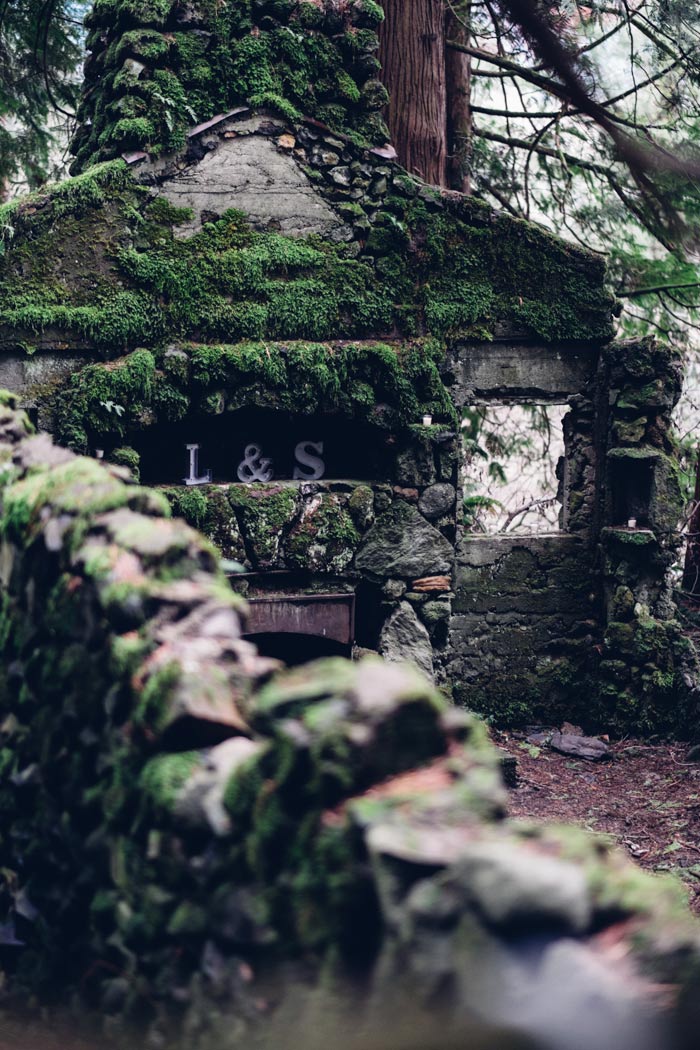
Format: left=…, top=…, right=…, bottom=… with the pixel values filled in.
left=445, top=3, right=472, bottom=193
left=683, top=452, right=700, bottom=598
left=379, top=0, right=448, bottom=187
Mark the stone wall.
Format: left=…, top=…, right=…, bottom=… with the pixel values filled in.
left=445, top=336, right=699, bottom=733
left=449, top=534, right=600, bottom=725
left=0, top=109, right=614, bottom=359
left=71, top=0, right=391, bottom=174
left=0, top=392, right=699, bottom=1049
left=443, top=332, right=602, bottom=725
left=164, top=438, right=459, bottom=680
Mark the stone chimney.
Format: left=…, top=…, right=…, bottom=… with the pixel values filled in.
left=70, top=0, right=389, bottom=173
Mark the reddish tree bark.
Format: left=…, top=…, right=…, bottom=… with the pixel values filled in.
left=445, top=4, right=472, bottom=192
left=379, top=0, right=449, bottom=187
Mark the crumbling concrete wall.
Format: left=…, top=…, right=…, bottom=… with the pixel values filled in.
left=443, top=334, right=699, bottom=733
left=0, top=392, right=698, bottom=1049
left=444, top=340, right=603, bottom=724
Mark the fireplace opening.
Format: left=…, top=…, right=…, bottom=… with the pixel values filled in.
left=248, top=632, right=351, bottom=666
left=240, top=589, right=356, bottom=666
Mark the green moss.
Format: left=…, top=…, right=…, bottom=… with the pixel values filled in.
left=0, top=160, right=131, bottom=247
left=600, top=614, right=694, bottom=735
left=286, top=493, right=360, bottom=572
left=92, top=0, right=173, bottom=26
left=110, top=632, right=151, bottom=678
left=145, top=197, right=194, bottom=226
left=166, top=900, right=208, bottom=937
left=1, top=156, right=613, bottom=370
left=607, top=446, right=661, bottom=460
left=54, top=336, right=456, bottom=454
left=223, top=745, right=270, bottom=821
left=229, top=484, right=298, bottom=569
left=111, top=446, right=141, bottom=480
left=141, top=751, right=201, bottom=812
left=164, top=486, right=209, bottom=530
left=162, top=485, right=248, bottom=562
left=134, top=661, right=181, bottom=733
left=73, top=2, right=390, bottom=172
left=1, top=458, right=149, bottom=542
left=602, top=527, right=656, bottom=547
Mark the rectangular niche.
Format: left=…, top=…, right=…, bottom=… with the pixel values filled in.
left=606, top=448, right=659, bottom=528
left=130, top=409, right=395, bottom=486
left=463, top=404, right=567, bottom=535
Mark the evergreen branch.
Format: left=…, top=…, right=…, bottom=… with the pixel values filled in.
left=473, top=125, right=613, bottom=176
left=619, top=281, right=700, bottom=299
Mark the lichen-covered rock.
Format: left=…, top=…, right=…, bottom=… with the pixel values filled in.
left=229, top=483, right=299, bottom=569
left=165, top=484, right=249, bottom=564
left=285, top=492, right=360, bottom=572
left=379, top=601, right=434, bottom=680
left=356, top=502, right=454, bottom=578
left=247, top=656, right=447, bottom=792
left=348, top=484, right=375, bottom=529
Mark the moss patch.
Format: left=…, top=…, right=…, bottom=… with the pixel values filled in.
left=0, top=165, right=613, bottom=367
left=52, top=338, right=457, bottom=454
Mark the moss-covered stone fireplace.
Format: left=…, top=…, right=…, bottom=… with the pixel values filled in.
left=0, top=1, right=695, bottom=733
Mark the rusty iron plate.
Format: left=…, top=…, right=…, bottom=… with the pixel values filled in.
left=244, top=592, right=355, bottom=645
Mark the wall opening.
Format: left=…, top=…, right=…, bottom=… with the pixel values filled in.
left=245, top=632, right=350, bottom=666
left=608, top=456, right=653, bottom=528
left=462, top=404, right=567, bottom=535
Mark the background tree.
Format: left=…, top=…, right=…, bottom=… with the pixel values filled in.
left=0, top=0, right=88, bottom=199
left=379, top=1, right=700, bottom=328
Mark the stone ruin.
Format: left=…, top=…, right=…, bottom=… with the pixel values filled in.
left=0, top=2, right=697, bottom=735
left=0, top=1, right=698, bottom=1044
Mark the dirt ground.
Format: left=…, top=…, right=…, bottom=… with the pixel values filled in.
left=493, top=728, right=700, bottom=914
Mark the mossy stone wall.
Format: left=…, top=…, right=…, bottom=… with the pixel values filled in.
left=0, top=74, right=692, bottom=732
left=0, top=111, right=615, bottom=363
left=597, top=338, right=700, bottom=734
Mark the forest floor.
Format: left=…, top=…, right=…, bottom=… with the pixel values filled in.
left=494, top=728, right=700, bottom=914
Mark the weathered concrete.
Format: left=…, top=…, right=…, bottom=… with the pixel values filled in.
left=444, top=342, right=600, bottom=404
left=0, top=350, right=92, bottom=405
left=156, top=118, right=352, bottom=240
left=455, top=534, right=596, bottom=616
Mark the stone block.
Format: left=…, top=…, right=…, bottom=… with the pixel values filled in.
left=379, top=601, right=434, bottom=680
left=356, top=502, right=454, bottom=579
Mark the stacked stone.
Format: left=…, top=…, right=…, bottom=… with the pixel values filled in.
left=164, top=431, right=460, bottom=680
left=598, top=337, right=700, bottom=732
left=0, top=104, right=615, bottom=367
left=0, top=391, right=275, bottom=995
left=71, top=0, right=389, bottom=174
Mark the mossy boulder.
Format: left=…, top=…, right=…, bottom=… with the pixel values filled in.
left=228, top=483, right=299, bottom=569
left=285, top=492, right=360, bottom=572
